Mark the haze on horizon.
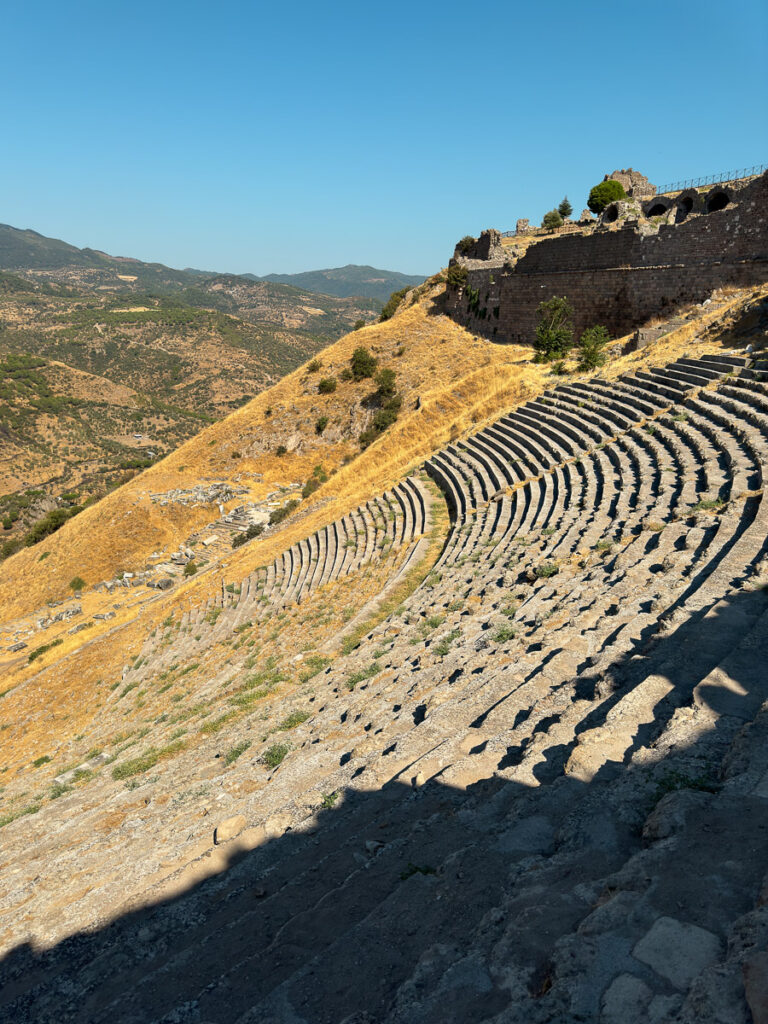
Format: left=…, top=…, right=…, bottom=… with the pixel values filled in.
left=2, top=0, right=766, bottom=277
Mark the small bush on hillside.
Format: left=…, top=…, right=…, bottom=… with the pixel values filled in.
left=380, top=288, right=408, bottom=322
left=534, top=296, right=573, bottom=362
left=24, top=506, right=81, bottom=547
left=307, top=359, right=322, bottom=372
left=542, top=209, right=563, bottom=231
left=577, top=325, right=610, bottom=371
left=376, top=368, right=397, bottom=398
left=275, top=445, right=287, bottom=456
left=350, top=347, right=378, bottom=379
left=183, top=561, right=198, bottom=576
left=69, top=575, right=86, bottom=592
left=1, top=538, right=22, bottom=561
left=353, top=319, right=366, bottom=330
left=232, top=523, right=264, bottom=549
left=269, top=499, right=299, bottom=525
left=302, top=476, right=322, bottom=499
left=318, top=377, right=337, bottom=394
left=315, top=415, right=328, bottom=434
left=456, top=235, right=476, bottom=255
left=587, top=179, right=626, bottom=214
left=446, top=264, right=468, bottom=288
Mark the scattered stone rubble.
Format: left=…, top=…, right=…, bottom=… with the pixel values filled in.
left=149, top=482, right=247, bottom=507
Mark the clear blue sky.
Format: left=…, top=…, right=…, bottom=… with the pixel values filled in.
left=2, top=0, right=766, bottom=277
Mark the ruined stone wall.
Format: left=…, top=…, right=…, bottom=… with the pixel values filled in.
left=446, top=172, right=768, bottom=343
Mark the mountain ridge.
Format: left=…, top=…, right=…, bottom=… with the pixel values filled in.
left=0, top=223, right=422, bottom=303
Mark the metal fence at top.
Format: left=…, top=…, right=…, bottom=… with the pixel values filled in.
left=656, top=165, right=766, bottom=195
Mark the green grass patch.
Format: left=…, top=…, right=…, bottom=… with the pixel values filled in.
left=262, top=743, right=289, bottom=769
left=111, top=739, right=187, bottom=779
left=276, top=710, right=310, bottom=731
left=224, top=740, right=251, bottom=765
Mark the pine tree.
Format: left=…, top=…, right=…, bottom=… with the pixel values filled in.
left=558, top=196, right=573, bottom=219
left=533, top=297, right=573, bottom=362
left=577, top=325, right=610, bottom=371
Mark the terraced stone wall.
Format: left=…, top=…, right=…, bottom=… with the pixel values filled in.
left=447, top=171, right=768, bottom=343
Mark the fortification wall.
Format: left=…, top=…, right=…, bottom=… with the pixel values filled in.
left=446, top=172, right=768, bottom=343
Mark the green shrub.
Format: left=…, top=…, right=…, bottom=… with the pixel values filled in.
left=456, top=235, right=476, bottom=255
left=307, top=359, right=322, bottom=372
left=28, top=637, right=63, bottom=663
left=446, top=264, right=468, bottom=288
left=533, top=562, right=560, bottom=579
left=1, top=538, right=22, bottom=561
left=492, top=624, right=516, bottom=643
left=353, top=319, right=366, bottom=330
left=577, top=325, right=610, bottom=371
left=376, top=368, right=397, bottom=398
left=24, top=506, right=81, bottom=547
left=263, top=743, right=289, bottom=769
left=69, top=575, right=86, bottom=592
left=318, top=377, right=337, bottom=394
left=534, top=296, right=573, bottom=362
left=183, top=561, right=198, bottom=576
left=587, top=179, right=626, bottom=214
left=315, top=415, right=329, bottom=435
left=269, top=499, right=299, bottom=525
left=275, top=445, right=287, bottom=456
left=350, top=347, right=378, bottom=379
left=302, top=476, right=322, bottom=499
left=232, top=523, right=264, bottom=549
left=542, top=209, right=563, bottom=231
left=380, top=288, right=408, bottom=322
left=558, top=196, right=573, bottom=218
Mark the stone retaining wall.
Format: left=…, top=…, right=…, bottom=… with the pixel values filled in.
left=446, top=172, right=768, bottom=343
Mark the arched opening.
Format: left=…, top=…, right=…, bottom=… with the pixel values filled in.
left=647, top=203, right=668, bottom=217
left=604, top=203, right=619, bottom=223
left=675, top=195, right=694, bottom=222
left=706, top=190, right=730, bottom=213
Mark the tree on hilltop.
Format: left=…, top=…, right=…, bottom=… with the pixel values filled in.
left=542, top=209, right=563, bottom=231
left=587, top=179, right=626, bottom=214
left=558, top=196, right=573, bottom=219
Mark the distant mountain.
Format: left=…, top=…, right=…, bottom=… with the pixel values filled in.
left=0, top=223, right=380, bottom=334
left=258, top=264, right=427, bottom=302
left=0, top=223, right=202, bottom=291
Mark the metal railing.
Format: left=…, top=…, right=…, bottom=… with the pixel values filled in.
left=656, top=164, right=766, bottom=195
